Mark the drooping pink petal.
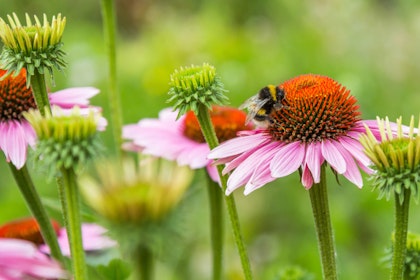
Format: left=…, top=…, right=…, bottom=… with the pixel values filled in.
left=208, top=133, right=270, bottom=159
left=39, top=223, right=116, bottom=256
left=0, top=120, right=32, bottom=169
left=0, top=239, right=69, bottom=279
left=304, top=142, right=323, bottom=184
left=334, top=142, right=364, bottom=188
left=270, top=141, right=305, bottom=178
left=301, top=164, right=314, bottom=189
left=49, top=87, right=99, bottom=108
left=321, top=140, right=346, bottom=174
left=226, top=143, right=277, bottom=194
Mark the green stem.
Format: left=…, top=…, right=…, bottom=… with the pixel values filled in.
left=308, top=165, right=337, bottom=280
left=100, top=0, right=124, bottom=159
left=30, top=71, right=51, bottom=116
left=8, top=163, right=64, bottom=264
left=134, top=245, right=154, bottom=280
left=206, top=173, right=224, bottom=280
left=391, top=190, right=411, bottom=280
left=196, top=104, right=253, bottom=280
left=59, top=168, right=87, bottom=280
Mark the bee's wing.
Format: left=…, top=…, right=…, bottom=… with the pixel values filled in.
left=239, top=95, right=270, bottom=124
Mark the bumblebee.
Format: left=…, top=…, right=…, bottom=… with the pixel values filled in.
left=240, top=85, right=285, bottom=125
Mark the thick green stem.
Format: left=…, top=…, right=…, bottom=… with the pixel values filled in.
left=9, top=163, right=64, bottom=264
left=308, top=165, right=337, bottom=280
left=59, top=168, right=87, bottom=280
left=100, top=0, right=124, bottom=158
left=133, top=245, right=154, bottom=280
left=30, top=71, right=51, bottom=116
left=206, top=173, right=224, bottom=280
left=196, top=105, right=253, bottom=280
left=391, top=190, right=411, bottom=280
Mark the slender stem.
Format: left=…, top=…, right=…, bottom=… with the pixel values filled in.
left=8, top=163, right=64, bottom=264
left=196, top=105, right=253, bottom=280
left=391, top=190, right=411, bottom=280
left=206, top=173, right=224, bottom=280
left=308, top=165, right=337, bottom=280
left=30, top=71, right=51, bottom=116
left=134, top=245, right=154, bottom=280
left=59, top=168, right=87, bottom=280
left=100, top=0, right=124, bottom=158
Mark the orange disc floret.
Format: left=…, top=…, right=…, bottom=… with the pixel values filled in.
left=0, top=68, right=36, bottom=121
left=268, top=74, right=361, bottom=143
left=0, top=217, right=61, bottom=245
left=183, top=106, right=252, bottom=143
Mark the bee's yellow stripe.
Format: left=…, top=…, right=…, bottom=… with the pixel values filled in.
left=267, top=85, right=277, bottom=101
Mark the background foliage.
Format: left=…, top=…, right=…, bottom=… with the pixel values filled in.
left=2, top=0, right=420, bottom=279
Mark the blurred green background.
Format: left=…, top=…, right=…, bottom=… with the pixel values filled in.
left=2, top=0, right=420, bottom=279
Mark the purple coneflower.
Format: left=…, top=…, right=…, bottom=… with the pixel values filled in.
left=208, top=74, right=383, bottom=195
left=0, top=238, right=69, bottom=279
left=0, top=68, right=105, bottom=169
left=123, top=105, right=252, bottom=182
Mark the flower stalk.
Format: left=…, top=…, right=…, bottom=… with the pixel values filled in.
left=30, top=70, right=51, bottom=116
left=8, top=163, right=64, bottom=264
left=59, top=167, right=87, bottom=279
left=100, top=0, right=124, bottom=158
left=206, top=172, right=224, bottom=280
left=308, top=164, right=337, bottom=280
left=197, top=104, right=253, bottom=280
left=391, top=190, right=411, bottom=280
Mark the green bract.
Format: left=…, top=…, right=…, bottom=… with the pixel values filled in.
left=360, top=116, right=420, bottom=204
left=23, top=107, right=102, bottom=174
left=0, top=13, right=66, bottom=86
left=167, top=63, right=229, bottom=118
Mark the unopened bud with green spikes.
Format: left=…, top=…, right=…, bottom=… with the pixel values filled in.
left=23, top=106, right=103, bottom=174
left=167, top=63, right=229, bottom=118
left=0, top=13, right=66, bottom=86
left=360, top=115, right=420, bottom=204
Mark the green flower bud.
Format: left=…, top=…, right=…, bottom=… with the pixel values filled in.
left=360, top=116, right=420, bottom=204
left=23, top=106, right=102, bottom=174
left=167, top=63, right=229, bottom=118
left=0, top=13, right=66, bottom=86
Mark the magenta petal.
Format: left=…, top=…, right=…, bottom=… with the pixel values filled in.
left=334, top=143, right=364, bottom=188
left=208, top=132, right=270, bottom=159
left=270, top=141, right=305, bottom=178
left=49, top=87, right=99, bottom=108
left=321, top=140, right=346, bottom=174
left=0, top=120, right=30, bottom=169
left=304, top=142, right=323, bottom=183
left=301, top=165, right=314, bottom=189
left=339, top=136, right=371, bottom=168
left=226, top=143, right=275, bottom=195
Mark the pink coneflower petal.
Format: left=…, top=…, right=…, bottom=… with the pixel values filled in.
left=209, top=132, right=269, bottom=158
left=321, top=140, right=346, bottom=174
left=304, top=142, right=322, bottom=183
left=270, top=141, right=305, bottom=178
left=123, top=106, right=252, bottom=183
left=39, top=223, right=116, bottom=256
left=0, top=239, right=68, bottom=279
left=0, top=120, right=35, bottom=169
left=49, top=87, right=100, bottom=108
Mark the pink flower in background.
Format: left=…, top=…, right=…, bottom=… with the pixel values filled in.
left=0, top=69, right=106, bottom=169
left=208, top=74, right=391, bottom=195
left=0, top=238, right=69, bottom=279
left=39, top=223, right=117, bottom=256
left=123, top=106, right=253, bottom=182
left=0, top=217, right=116, bottom=256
